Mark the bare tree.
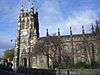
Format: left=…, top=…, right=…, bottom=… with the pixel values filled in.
left=33, top=35, right=70, bottom=69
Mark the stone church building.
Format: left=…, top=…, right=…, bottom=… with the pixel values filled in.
left=13, top=5, right=100, bottom=69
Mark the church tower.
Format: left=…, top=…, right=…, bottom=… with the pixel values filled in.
left=13, top=1, right=39, bottom=69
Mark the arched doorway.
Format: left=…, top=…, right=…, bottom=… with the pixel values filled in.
left=23, top=58, right=27, bottom=67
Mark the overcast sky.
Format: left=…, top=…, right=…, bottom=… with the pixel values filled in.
left=0, top=0, right=100, bottom=57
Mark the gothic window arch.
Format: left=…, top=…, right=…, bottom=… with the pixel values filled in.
left=89, top=43, right=95, bottom=50
left=75, top=43, right=81, bottom=54
left=21, top=48, right=27, bottom=55
left=61, top=45, right=70, bottom=63
left=25, top=17, right=29, bottom=29
left=89, top=43, right=95, bottom=62
left=81, top=43, right=90, bottom=62
left=63, top=44, right=70, bottom=52
left=75, top=43, right=89, bottom=63
left=21, top=19, right=25, bottom=29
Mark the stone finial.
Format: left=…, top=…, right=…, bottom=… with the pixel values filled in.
left=82, top=25, right=85, bottom=34
left=35, top=9, right=38, bottom=15
left=58, top=28, right=60, bottom=36
left=91, top=24, right=95, bottom=34
left=46, top=29, right=49, bottom=36
left=70, top=27, right=72, bottom=35
left=20, top=0, right=24, bottom=12
left=20, top=7, right=24, bottom=14
left=31, top=4, right=34, bottom=12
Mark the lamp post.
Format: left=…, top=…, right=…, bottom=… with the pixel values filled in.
left=10, top=39, right=16, bottom=70
left=10, top=39, right=16, bottom=48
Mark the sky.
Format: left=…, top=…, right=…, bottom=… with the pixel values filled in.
left=0, top=0, right=100, bottom=57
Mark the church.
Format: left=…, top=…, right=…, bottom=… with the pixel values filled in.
left=13, top=2, right=100, bottom=69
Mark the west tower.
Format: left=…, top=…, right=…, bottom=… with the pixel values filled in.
left=14, top=4, right=39, bottom=69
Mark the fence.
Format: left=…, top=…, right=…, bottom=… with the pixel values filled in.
left=1, top=69, right=100, bottom=75
left=0, top=69, right=56, bottom=75
left=56, top=69, right=100, bottom=75
left=17, top=68, right=56, bottom=75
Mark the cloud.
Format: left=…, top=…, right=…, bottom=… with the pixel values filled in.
left=0, top=38, right=14, bottom=49
left=0, top=0, right=100, bottom=56
left=64, top=9, right=98, bottom=34
left=0, top=0, right=20, bottom=40
left=38, top=0, right=99, bottom=36
left=39, top=0, right=65, bottom=36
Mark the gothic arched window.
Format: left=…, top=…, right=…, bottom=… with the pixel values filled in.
left=21, top=19, right=25, bottom=29
left=75, top=43, right=89, bottom=63
left=89, top=43, right=95, bottom=62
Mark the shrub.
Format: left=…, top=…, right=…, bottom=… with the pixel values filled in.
left=74, top=62, right=91, bottom=69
